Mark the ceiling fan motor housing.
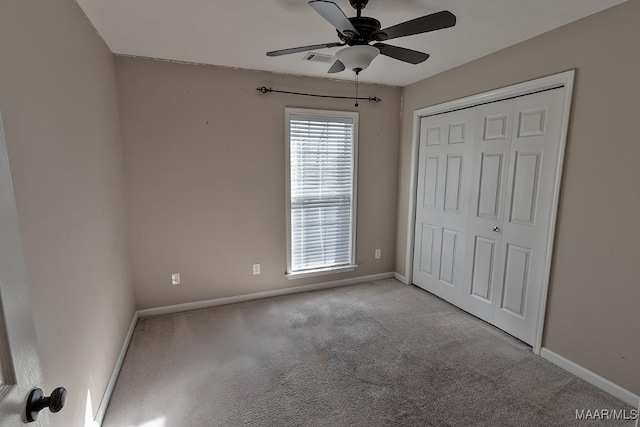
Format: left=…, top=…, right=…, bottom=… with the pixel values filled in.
left=338, top=17, right=387, bottom=44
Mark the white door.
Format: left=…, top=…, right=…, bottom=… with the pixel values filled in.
left=460, top=98, right=514, bottom=324
left=0, top=110, right=48, bottom=425
left=413, top=87, right=567, bottom=346
left=493, top=88, right=565, bottom=343
left=412, top=109, right=473, bottom=305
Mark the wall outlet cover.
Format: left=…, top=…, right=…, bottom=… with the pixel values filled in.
left=171, top=273, right=180, bottom=285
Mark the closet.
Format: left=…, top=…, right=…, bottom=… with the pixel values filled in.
left=412, top=86, right=567, bottom=345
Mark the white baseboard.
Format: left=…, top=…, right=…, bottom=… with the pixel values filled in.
left=540, top=348, right=640, bottom=407
left=394, top=272, right=409, bottom=285
left=95, top=311, right=139, bottom=426
left=138, top=272, right=395, bottom=318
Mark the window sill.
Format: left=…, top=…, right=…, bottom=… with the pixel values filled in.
left=286, top=265, right=358, bottom=280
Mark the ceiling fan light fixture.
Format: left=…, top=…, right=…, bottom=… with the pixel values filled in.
left=336, top=45, right=379, bottom=74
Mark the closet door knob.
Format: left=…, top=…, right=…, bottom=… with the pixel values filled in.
left=492, top=226, right=501, bottom=232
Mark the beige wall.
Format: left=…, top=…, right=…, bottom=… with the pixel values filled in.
left=116, top=57, right=401, bottom=310
left=397, top=0, right=640, bottom=393
left=0, top=1, right=134, bottom=426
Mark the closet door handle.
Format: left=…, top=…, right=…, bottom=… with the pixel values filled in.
left=492, top=226, right=501, bottom=232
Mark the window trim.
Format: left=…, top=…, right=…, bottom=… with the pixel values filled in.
left=284, top=107, right=359, bottom=279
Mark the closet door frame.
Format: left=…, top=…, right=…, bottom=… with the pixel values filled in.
left=404, top=70, right=575, bottom=355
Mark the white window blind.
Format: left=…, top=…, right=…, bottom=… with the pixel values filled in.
left=286, top=109, right=358, bottom=277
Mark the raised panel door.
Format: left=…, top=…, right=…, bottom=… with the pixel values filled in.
left=493, top=88, right=566, bottom=344
left=413, top=110, right=472, bottom=305
left=460, top=99, right=514, bottom=323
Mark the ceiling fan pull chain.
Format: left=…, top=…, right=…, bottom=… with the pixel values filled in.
left=355, top=74, right=358, bottom=107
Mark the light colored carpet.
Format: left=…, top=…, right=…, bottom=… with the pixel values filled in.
left=103, top=279, right=634, bottom=426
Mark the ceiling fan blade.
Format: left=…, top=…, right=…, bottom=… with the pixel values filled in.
left=327, top=60, right=345, bottom=73
left=309, top=0, right=360, bottom=37
left=381, top=10, right=456, bottom=40
left=266, top=42, right=344, bottom=57
left=374, top=43, right=430, bottom=64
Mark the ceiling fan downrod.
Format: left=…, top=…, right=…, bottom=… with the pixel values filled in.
left=349, top=0, right=368, bottom=17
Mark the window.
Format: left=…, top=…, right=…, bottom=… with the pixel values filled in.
left=285, top=108, right=358, bottom=279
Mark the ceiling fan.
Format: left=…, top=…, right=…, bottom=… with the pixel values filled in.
left=266, top=0, right=457, bottom=75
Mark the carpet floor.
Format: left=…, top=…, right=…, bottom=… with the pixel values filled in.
left=103, top=279, right=635, bottom=426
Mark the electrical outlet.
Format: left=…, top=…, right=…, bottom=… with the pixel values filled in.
left=252, top=264, right=261, bottom=275
left=375, top=249, right=381, bottom=259
left=171, top=273, right=181, bottom=285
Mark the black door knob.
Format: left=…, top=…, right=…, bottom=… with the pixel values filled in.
left=25, top=387, right=67, bottom=422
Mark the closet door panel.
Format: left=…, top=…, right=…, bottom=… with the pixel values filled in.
left=413, top=110, right=472, bottom=306
left=460, top=99, right=514, bottom=323
left=494, top=88, right=566, bottom=345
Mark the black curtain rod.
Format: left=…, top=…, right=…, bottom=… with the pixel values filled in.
left=256, top=86, right=382, bottom=103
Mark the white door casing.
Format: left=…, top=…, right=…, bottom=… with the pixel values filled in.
left=0, top=108, right=47, bottom=426
left=409, top=71, right=574, bottom=351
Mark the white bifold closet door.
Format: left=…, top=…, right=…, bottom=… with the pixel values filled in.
left=413, top=88, right=565, bottom=345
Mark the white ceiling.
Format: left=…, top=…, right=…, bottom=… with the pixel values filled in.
left=77, top=0, right=626, bottom=86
